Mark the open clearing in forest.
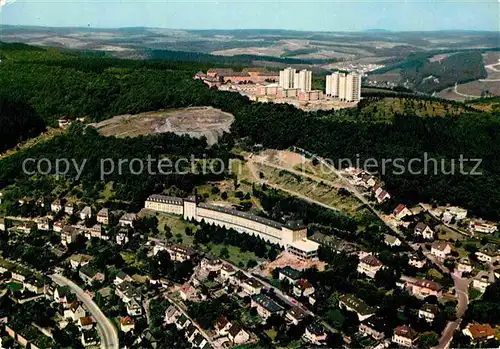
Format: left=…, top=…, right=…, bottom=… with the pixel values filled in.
left=92, top=106, right=234, bottom=145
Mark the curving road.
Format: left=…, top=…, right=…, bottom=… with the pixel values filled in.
left=51, top=274, right=119, bottom=349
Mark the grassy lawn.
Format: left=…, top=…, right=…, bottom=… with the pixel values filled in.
left=427, top=268, right=444, bottom=280
left=7, top=282, right=23, bottom=291
left=469, top=286, right=483, bottom=301
left=436, top=225, right=467, bottom=241
left=207, top=244, right=262, bottom=267
left=265, top=328, right=277, bottom=341
left=120, top=251, right=145, bottom=268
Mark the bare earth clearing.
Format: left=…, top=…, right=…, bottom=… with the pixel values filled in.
left=92, top=107, right=234, bottom=145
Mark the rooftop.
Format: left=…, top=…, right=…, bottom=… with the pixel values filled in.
left=394, top=325, right=418, bottom=339
left=252, top=293, right=284, bottom=313
left=279, top=266, right=302, bottom=280
left=339, top=294, right=376, bottom=315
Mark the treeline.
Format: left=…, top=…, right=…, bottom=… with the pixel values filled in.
left=0, top=122, right=231, bottom=209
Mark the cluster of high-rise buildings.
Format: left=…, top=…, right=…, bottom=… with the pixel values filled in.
left=278, top=68, right=312, bottom=92
left=195, top=66, right=362, bottom=104
left=325, top=71, right=362, bottom=102
left=277, top=67, right=361, bottom=102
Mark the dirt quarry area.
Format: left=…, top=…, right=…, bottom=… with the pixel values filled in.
left=258, top=252, right=326, bottom=277
left=92, top=107, right=234, bottom=145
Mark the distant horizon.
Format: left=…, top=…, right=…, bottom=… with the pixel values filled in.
left=1, top=24, right=499, bottom=34
left=1, top=0, right=498, bottom=32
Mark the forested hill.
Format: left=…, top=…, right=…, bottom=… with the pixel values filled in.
left=1, top=42, right=500, bottom=220
left=0, top=95, right=46, bottom=153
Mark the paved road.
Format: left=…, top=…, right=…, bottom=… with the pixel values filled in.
left=51, top=274, right=119, bottom=349
left=435, top=275, right=470, bottom=349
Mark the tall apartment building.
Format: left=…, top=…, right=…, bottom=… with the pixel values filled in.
left=279, top=67, right=296, bottom=89
left=295, top=69, right=312, bottom=92
left=279, top=68, right=312, bottom=92
left=325, top=71, right=361, bottom=102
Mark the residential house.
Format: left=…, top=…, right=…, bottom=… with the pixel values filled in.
left=114, top=271, right=133, bottom=286
left=165, top=305, right=181, bottom=324
left=469, top=221, right=498, bottom=235
left=418, top=303, right=439, bottom=323
left=179, top=282, right=197, bottom=301
left=80, top=206, right=92, bottom=221
left=431, top=241, right=452, bottom=260
left=286, top=306, right=308, bottom=325
left=96, top=208, right=109, bottom=225
left=54, top=285, right=72, bottom=304
left=408, top=254, right=426, bottom=269
left=51, top=199, right=62, bottom=213
left=228, top=324, right=250, bottom=345
left=79, top=265, right=105, bottom=286
left=293, top=279, right=315, bottom=297
left=384, top=234, right=402, bottom=247
left=457, top=257, right=473, bottom=274
left=278, top=266, right=301, bottom=284
left=120, top=316, right=135, bottom=333
left=339, top=294, right=376, bottom=321
left=230, top=270, right=249, bottom=287
left=164, top=244, right=198, bottom=262
left=64, top=202, right=74, bottom=215
left=126, top=299, right=142, bottom=317
left=69, top=254, right=93, bottom=270
left=200, top=254, right=222, bottom=272
left=462, top=323, right=495, bottom=343
left=61, top=226, right=79, bottom=246
left=115, top=281, right=141, bottom=303
left=23, top=278, right=46, bottom=294
left=0, top=218, right=4, bottom=231
left=242, top=277, right=264, bottom=295
left=37, top=218, right=50, bottom=231
left=392, top=325, right=418, bottom=347
left=251, top=293, right=284, bottom=319
left=405, top=279, right=442, bottom=299
left=215, top=316, right=232, bottom=335
left=11, top=268, right=30, bottom=283
left=185, top=324, right=198, bottom=343
left=193, top=334, right=208, bottom=348
left=375, top=189, right=391, bottom=204
left=357, top=254, right=383, bottom=278
left=359, top=316, right=386, bottom=340
left=176, top=314, right=191, bottom=330
left=78, top=316, right=94, bottom=331
left=475, top=244, right=500, bottom=263
left=472, top=271, right=494, bottom=293
left=116, top=230, right=129, bottom=246
left=64, top=301, right=86, bottom=322
left=119, top=213, right=137, bottom=227
left=220, top=264, right=236, bottom=280
left=393, top=204, right=412, bottom=220
left=81, top=330, right=99, bottom=347
left=53, top=222, right=63, bottom=233
left=442, top=206, right=467, bottom=223
left=414, top=222, right=434, bottom=240
left=303, top=322, right=328, bottom=345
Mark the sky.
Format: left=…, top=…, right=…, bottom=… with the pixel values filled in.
left=1, top=0, right=499, bottom=32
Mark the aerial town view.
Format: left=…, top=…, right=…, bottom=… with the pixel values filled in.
left=0, top=0, right=500, bottom=349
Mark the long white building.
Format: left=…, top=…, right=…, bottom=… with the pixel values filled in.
left=326, top=71, right=361, bottom=102
left=279, top=67, right=312, bottom=92
left=145, top=194, right=319, bottom=259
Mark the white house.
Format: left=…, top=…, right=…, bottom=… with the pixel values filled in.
left=414, top=222, right=434, bottom=240
left=357, top=254, right=383, bottom=279
left=384, top=234, right=402, bottom=247
left=430, top=241, right=452, bottom=260
left=80, top=206, right=92, bottom=221
left=392, top=325, right=418, bottom=347
left=393, top=204, right=412, bottom=220
left=469, top=221, right=498, bottom=235
left=418, top=303, right=439, bottom=323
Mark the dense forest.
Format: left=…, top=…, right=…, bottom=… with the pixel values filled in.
left=1, top=42, right=500, bottom=220
left=0, top=95, right=46, bottom=152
